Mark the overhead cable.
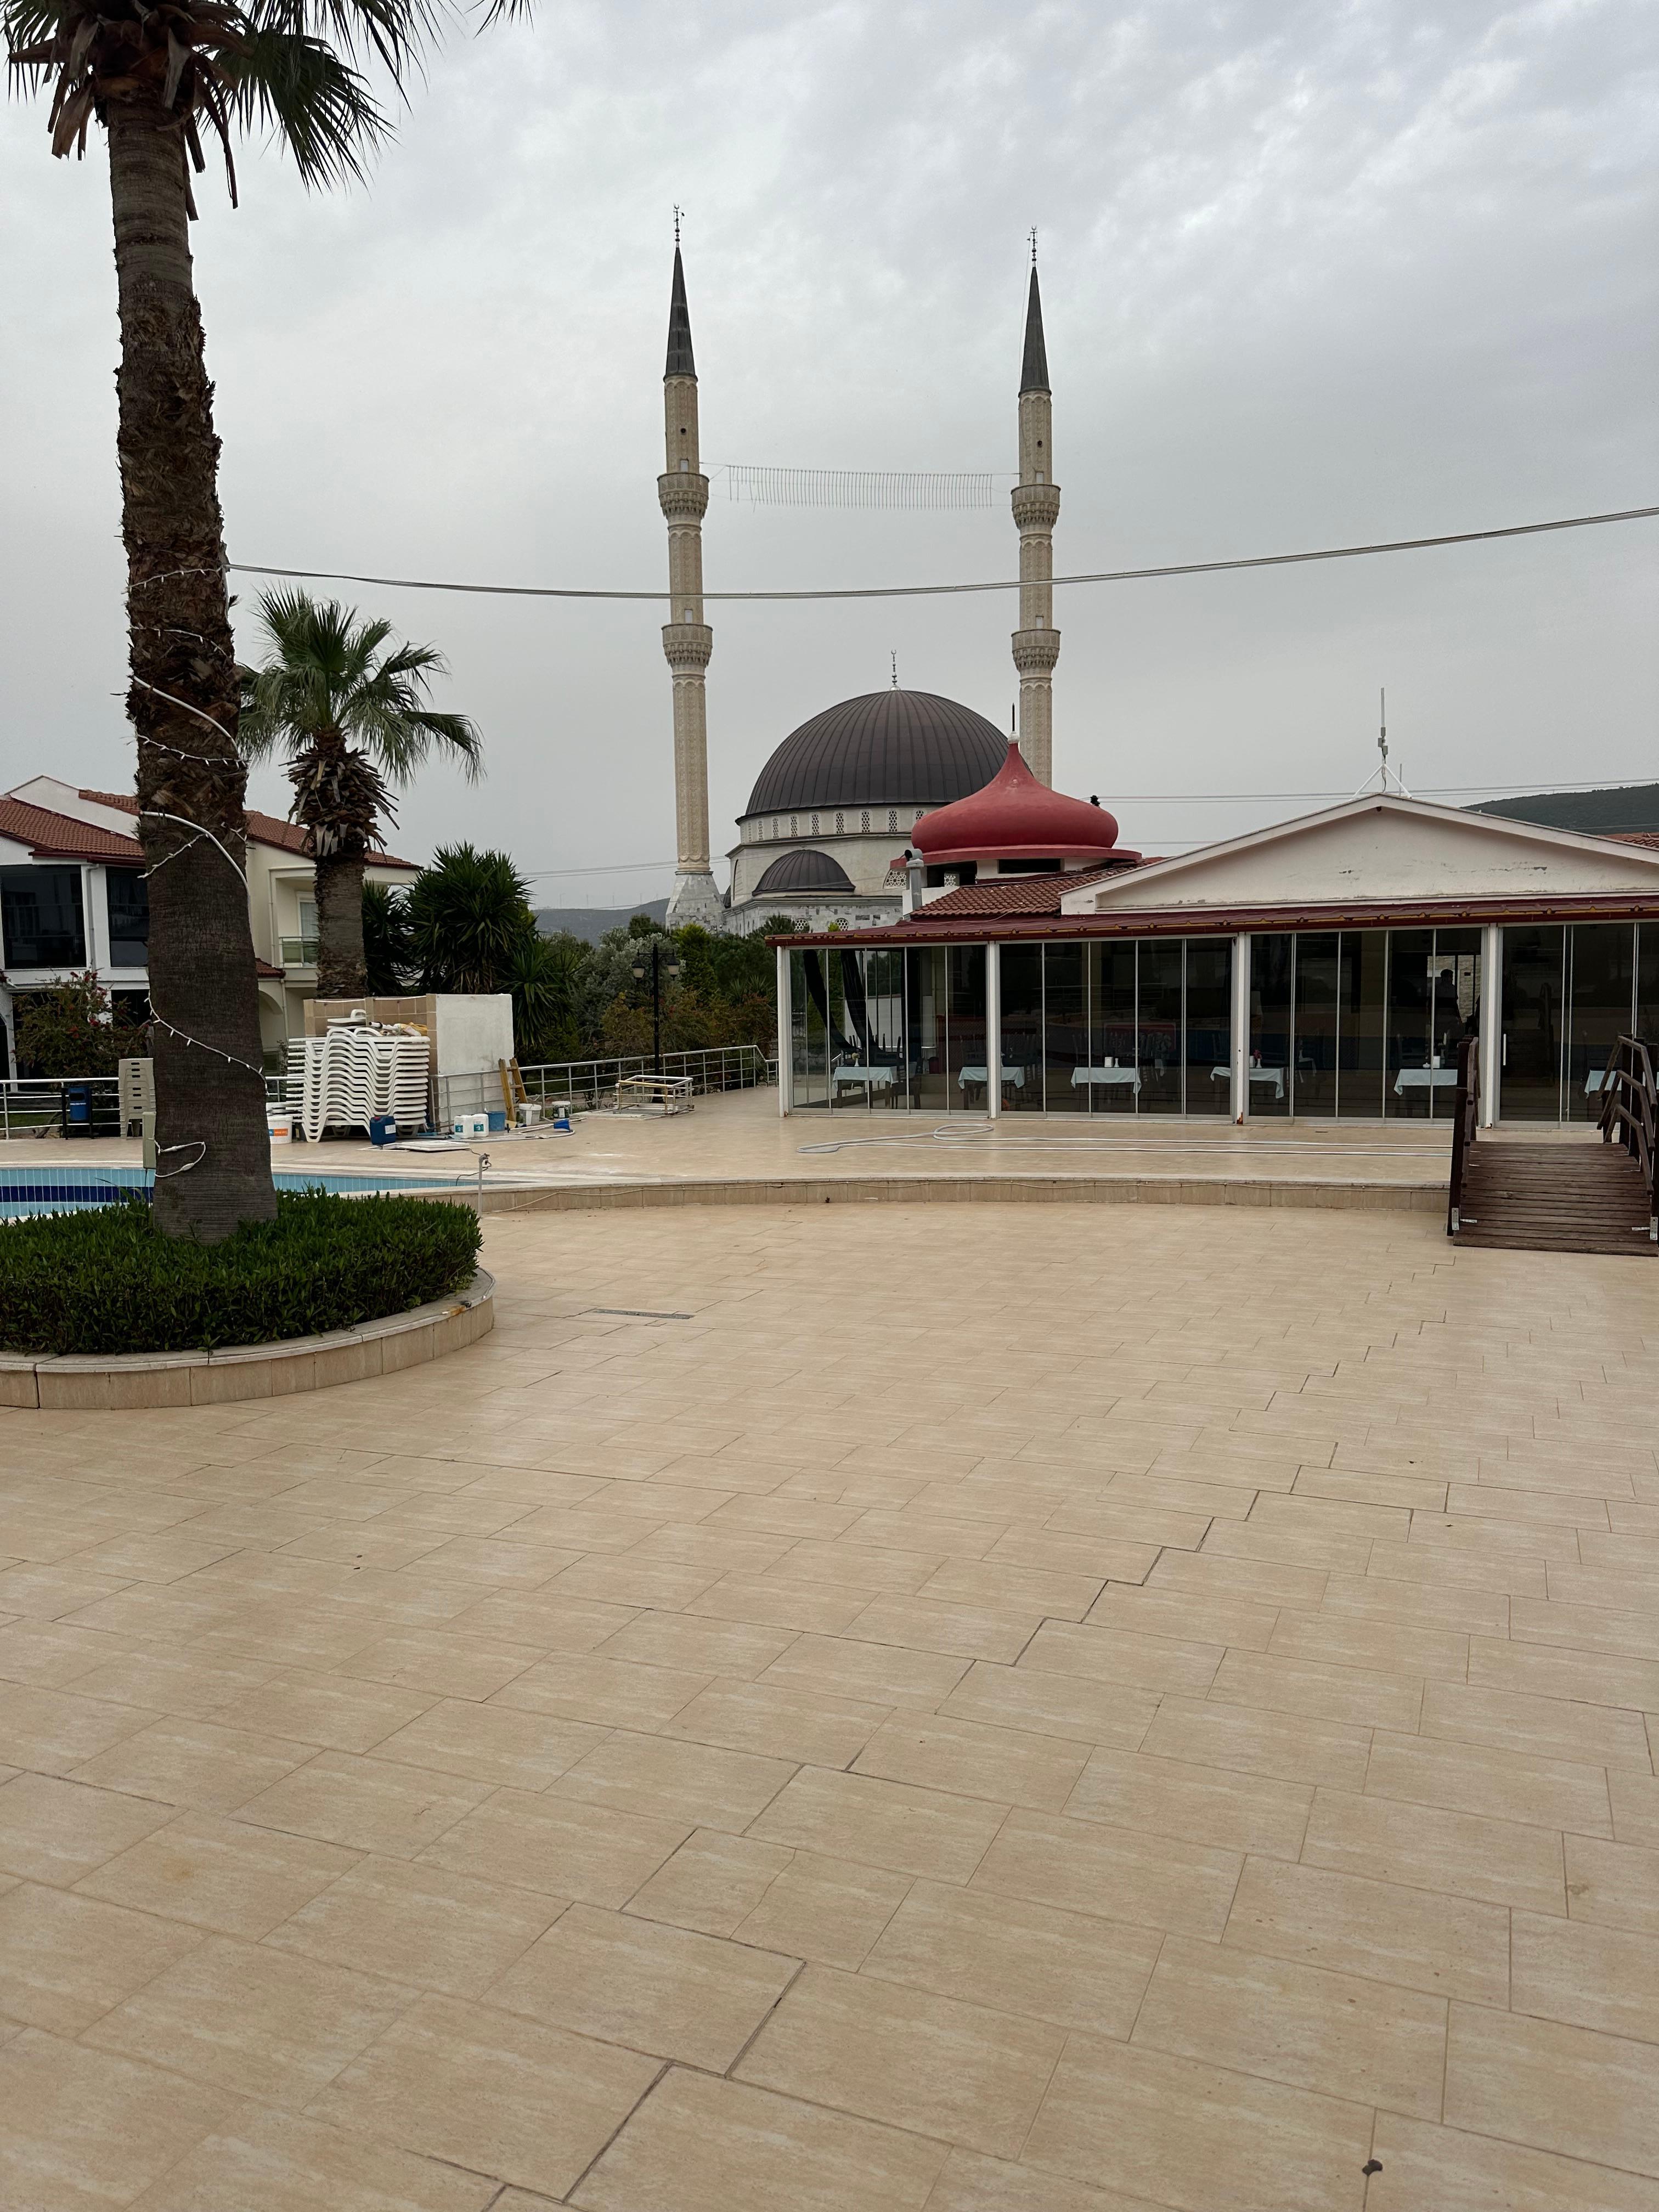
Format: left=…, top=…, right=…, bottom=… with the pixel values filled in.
left=227, top=503, right=1659, bottom=607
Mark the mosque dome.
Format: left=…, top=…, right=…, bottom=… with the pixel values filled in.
left=742, top=689, right=1006, bottom=819
left=753, top=848, right=855, bottom=895
left=913, top=740, right=1137, bottom=865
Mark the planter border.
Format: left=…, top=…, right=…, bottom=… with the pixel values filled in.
left=0, top=1269, right=494, bottom=1411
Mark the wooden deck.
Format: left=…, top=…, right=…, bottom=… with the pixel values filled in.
left=1457, top=1139, right=1657, bottom=1255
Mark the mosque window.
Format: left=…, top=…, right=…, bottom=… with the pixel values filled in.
left=861, top=810, right=870, bottom=832
left=811, top=814, right=820, bottom=835
left=888, top=809, right=899, bottom=832
left=835, top=812, right=845, bottom=834
left=789, top=815, right=798, bottom=837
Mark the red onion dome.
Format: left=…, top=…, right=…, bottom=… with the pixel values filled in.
left=911, top=742, right=1135, bottom=864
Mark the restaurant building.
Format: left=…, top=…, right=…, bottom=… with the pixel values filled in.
left=772, top=757, right=1659, bottom=1127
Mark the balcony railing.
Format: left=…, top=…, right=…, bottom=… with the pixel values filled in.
left=279, top=937, right=320, bottom=967
left=436, top=1043, right=776, bottom=1127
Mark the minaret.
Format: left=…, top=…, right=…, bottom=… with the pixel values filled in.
left=660, top=237, right=723, bottom=927
left=1011, top=249, right=1060, bottom=787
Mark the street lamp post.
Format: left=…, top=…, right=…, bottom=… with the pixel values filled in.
left=631, top=940, right=682, bottom=1076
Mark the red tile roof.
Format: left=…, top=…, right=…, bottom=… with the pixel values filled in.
left=80, top=791, right=417, bottom=870
left=1612, top=830, right=1659, bottom=850
left=911, top=861, right=1139, bottom=918
left=0, top=796, right=144, bottom=864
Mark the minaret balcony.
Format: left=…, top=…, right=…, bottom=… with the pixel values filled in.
left=1011, top=483, right=1061, bottom=529
left=658, top=472, right=710, bottom=521
left=1011, top=627, right=1061, bottom=673
left=662, top=622, right=714, bottom=670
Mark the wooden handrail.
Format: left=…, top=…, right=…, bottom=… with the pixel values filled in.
left=1447, top=1030, right=1480, bottom=1237
left=1598, top=1034, right=1658, bottom=1242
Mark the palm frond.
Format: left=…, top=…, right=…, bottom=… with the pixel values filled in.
left=229, top=25, right=388, bottom=187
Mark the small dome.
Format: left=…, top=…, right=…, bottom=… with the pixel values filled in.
left=744, top=690, right=1005, bottom=817
left=913, top=742, right=1137, bottom=864
left=753, top=847, right=855, bottom=895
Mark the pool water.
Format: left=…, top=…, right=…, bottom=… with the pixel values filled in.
left=0, top=1167, right=472, bottom=1219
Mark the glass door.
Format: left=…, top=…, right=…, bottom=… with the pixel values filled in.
left=1500, top=926, right=1566, bottom=1121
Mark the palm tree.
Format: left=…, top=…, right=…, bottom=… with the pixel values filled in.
left=240, top=591, right=482, bottom=1001
left=4, top=0, right=522, bottom=1239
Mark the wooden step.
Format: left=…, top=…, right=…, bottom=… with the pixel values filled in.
left=1455, top=1140, right=1655, bottom=1256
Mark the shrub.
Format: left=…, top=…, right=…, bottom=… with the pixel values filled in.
left=0, top=1189, right=482, bottom=1357
left=13, top=973, right=146, bottom=1077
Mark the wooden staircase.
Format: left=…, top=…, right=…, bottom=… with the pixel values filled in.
left=1457, top=1142, right=1656, bottom=1255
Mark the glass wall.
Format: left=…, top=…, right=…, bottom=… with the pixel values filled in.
left=0, top=866, right=85, bottom=969
left=789, top=924, right=1658, bottom=1119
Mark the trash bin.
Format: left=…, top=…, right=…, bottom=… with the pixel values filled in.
left=63, top=1082, right=94, bottom=1139
left=369, top=1115, right=397, bottom=1146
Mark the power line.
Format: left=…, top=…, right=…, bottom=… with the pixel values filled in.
left=228, top=503, right=1658, bottom=607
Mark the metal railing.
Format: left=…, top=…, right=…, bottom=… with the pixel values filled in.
left=436, top=1043, right=776, bottom=1127
left=1447, top=1032, right=1480, bottom=1237
left=278, top=937, right=319, bottom=966
left=1598, top=1034, right=1658, bottom=1243
left=0, top=1076, right=123, bottom=1140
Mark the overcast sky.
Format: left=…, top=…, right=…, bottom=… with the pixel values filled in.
left=3, top=0, right=1655, bottom=902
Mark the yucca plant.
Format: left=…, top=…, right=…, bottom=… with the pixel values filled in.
left=3, top=0, right=523, bottom=1237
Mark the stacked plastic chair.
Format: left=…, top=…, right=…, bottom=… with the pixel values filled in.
left=287, top=1021, right=431, bottom=1142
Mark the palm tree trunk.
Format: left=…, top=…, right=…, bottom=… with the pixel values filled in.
left=108, top=97, right=275, bottom=1240
left=314, top=850, right=369, bottom=1004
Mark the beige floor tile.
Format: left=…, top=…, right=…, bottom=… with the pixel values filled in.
left=590, top=1610, right=797, bottom=1678
left=922, top=2145, right=1170, bottom=2211
left=971, top=1807, right=1241, bottom=1938
left=1424, top=1681, right=1654, bottom=1769
left=0, top=1561, right=136, bottom=1619
left=492, top=1652, right=713, bottom=1729
left=1147, top=1549, right=1329, bottom=1609
left=748, top=1767, right=1006, bottom=1882
left=1565, top=1833, right=1659, bottom=1937
left=682, top=1573, right=869, bottom=1634
left=236, top=1751, right=492, bottom=1856
left=844, top=1595, right=1045, bottom=1664
left=1445, top=2000, right=1659, bottom=2177
left=70, top=1715, right=312, bottom=1812
left=733, top=1848, right=912, bottom=1967
left=341, top=1630, right=542, bottom=1702
left=854, top=1712, right=1090, bottom=1811
left=918, top=1560, right=1105, bottom=1621
left=552, top=1729, right=795, bottom=1832
left=1226, top=1855, right=1509, bottom=2005
left=489, top=1899, right=797, bottom=2067
left=766, top=1537, right=944, bottom=1596
left=1293, top=1466, right=1448, bottom=1512
left=311, top=1990, right=660, bottom=2200
left=1469, top=1635, right=1659, bottom=1712
left=0, top=2027, right=245, bottom=2211
left=0, top=1681, right=161, bottom=1773
left=1612, top=1771, right=1659, bottom=1849
left=0, top=1769, right=174, bottom=1882
left=214, top=1669, right=437, bottom=1753
left=1084, top=1581, right=1280, bottom=1651
left=1512, top=1909, right=1659, bottom=2042
left=1065, top=1746, right=1312, bottom=1859
left=941, top=1661, right=1159, bottom=1751
left=1366, top=1729, right=1613, bottom=1834
left=1200, top=1519, right=1373, bottom=1575
left=1366, top=2112, right=1659, bottom=2212
left=0, top=1620, right=132, bottom=1692
left=1209, top=1646, right=1423, bottom=1731
left=1140, top=1694, right=1372, bottom=1790
left=571, top=2066, right=947, bottom=2212
left=369, top=1699, right=608, bottom=1791
left=268, top=1855, right=558, bottom=1996
left=1133, top=1933, right=1447, bottom=2118
left=1269, top=1605, right=1468, bottom=1681
left=77, top=1811, right=362, bottom=1936
left=442, top=1590, right=641, bottom=1651
left=420, top=1786, right=686, bottom=1905
left=552, top=1554, right=723, bottom=1609
left=0, top=1881, right=202, bottom=2033
left=1304, top=1786, right=1566, bottom=1912
left=759, top=1632, right=970, bottom=1711
left=1510, top=1596, right=1659, bottom=1663
left=626, top=1828, right=793, bottom=1935
left=863, top=1877, right=1162, bottom=2038
left=123, top=2105, right=498, bottom=2212
left=986, top=1529, right=1162, bottom=1586
left=1024, top=2032, right=1374, bottom=2212
left=1019, top=1619, right=1224, bottom=1695
left=736, top=1962, right=1063, bottom=2160
left=1317, top=1571, right=1510, bottom=1634
left=664, top=1679, right=889, bottom=1767
left=86, top=1933, right=414, bottom=2107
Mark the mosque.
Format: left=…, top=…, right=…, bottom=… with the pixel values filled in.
left=656, top=245, right=1066, bottom=934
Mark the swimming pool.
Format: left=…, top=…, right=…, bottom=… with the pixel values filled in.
left=0, top=1166, right=474, bottom=1218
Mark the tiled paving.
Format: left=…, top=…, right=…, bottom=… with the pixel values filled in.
left=1, top=1199, right=1657, bottom=2209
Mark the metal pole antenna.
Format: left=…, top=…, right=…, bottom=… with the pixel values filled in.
left=652, top=941, right=663, bottom=1076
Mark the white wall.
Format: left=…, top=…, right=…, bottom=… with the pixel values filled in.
left=432, top=994, right=515, bottom=1075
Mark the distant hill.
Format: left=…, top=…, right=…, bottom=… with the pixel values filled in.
left=535, top=899, right=670, bottom=945
left=1468, top=785, right=1659, bottom=835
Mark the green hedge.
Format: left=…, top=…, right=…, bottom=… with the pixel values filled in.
left=0, top=1190, right=483, bottom=1357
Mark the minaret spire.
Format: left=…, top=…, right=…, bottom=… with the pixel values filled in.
left=1011, top=247, right=1060, bottom=786
left=658, top=232, right=721, bottom=926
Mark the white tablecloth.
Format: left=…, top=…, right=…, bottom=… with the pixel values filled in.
left=1211, top=1066, right=1286, bottom=1100
left=832, top=1064, right=896, bottom=1090
left=1393, top=1068, right=1457, bottom=1094
left=958, top=1066, right=1026, bottom=1087
left=1071, top=1066, right=1141, bottom=1091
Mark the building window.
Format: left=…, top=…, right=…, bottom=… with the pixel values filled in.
left=810, top=814, right=820, bottom=836
left=835, top=812, right=845, bottom=834
left=889, top=809, right=899, bottom=832
left=789, top=815, right=798, bottom=838
left=105, top=868, right=148, bottom=966
left=0, top=866, right=86, bottom=968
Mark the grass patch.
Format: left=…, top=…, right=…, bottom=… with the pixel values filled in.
left=0, top=1189, right=483, bottom=1357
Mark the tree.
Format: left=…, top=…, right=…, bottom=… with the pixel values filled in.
left=240, top=591, right=481, bottom=1000
left=13, top=974, right=146, bottom=1077
left=4, top=0, right=523, bottom=1239
left=361, top=881, right=414, bottom=994
left=404, top=844, right=578, bottom=1059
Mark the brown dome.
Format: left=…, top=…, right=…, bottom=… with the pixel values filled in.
left=743, top=690, right=1004, bottom=817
